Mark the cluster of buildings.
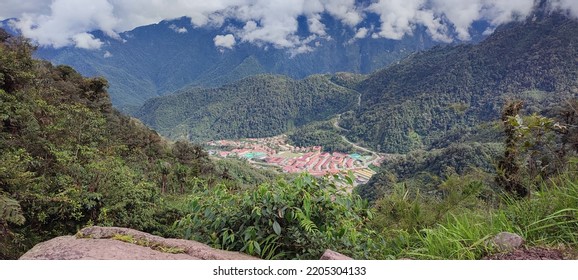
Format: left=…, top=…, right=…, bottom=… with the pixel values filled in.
left=271, top=152, right=362, bottom=176
left=206, top=135, right=382, bottom=185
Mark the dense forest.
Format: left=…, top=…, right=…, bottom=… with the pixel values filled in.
left=3, top=8, right=578, bottom=261
left=33, top=14, right=454, bottom=110
left=0, top=30, right=275, bottom=258
left=341, top=12, right=578, bottom=153
left=135, top=12, right=578, bottom=158
left=135, top=74, right=358, bottom=142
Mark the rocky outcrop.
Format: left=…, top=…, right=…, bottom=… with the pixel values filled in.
left=19, top=226, right=258, bottom=260
left=320, top=249, right=354, bottom=260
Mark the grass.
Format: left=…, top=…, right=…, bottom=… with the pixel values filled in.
left=371, top=171, right=578, bottom=260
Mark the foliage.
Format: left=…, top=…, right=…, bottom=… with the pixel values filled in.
left=358, top=142, right=502, bottom=202
left=135, top=74, right=359, bottom=142
left=0, top=32, right=231, bottom=258
left=287, top=120, right=354, bottom=153
left=341, top=13, right=578, bottom=153
left=213, top=158, right=286, bottom=187
left=35, top=16, right=443, bottom=108
left=175, top=174, right=378, bottom=259
left=363, top=161, right=578, bottom=260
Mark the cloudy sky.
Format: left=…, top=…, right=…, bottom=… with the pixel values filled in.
left=1, top=0, right=577, bottom=50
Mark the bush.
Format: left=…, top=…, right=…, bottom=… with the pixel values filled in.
left=174, top=173, right=378, bottom=259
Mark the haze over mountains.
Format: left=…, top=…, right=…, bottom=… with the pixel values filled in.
left=6, top=0, right=564, bottom=110
left=4, top=1, right=578, bottom=261
left=31, top=15, right=457, bottom=109
left=2, top=1, right=576, bottom=153
left=135, top=9, right=578, bottom=154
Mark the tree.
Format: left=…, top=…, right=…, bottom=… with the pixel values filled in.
left=496, top=100, right=528, bottom=198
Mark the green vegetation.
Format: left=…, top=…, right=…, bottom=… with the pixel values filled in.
left=0, top=32, right=252, bottom=259
left=357, top=142, right=502, bottom=202
left=111, top=234, right=186, bottom=254
left=366, top=168, right=578, bottom=259
left=175, top=174, right=377, bottom=259
left=36, top=16, right=441, bottom=109
left=287, top=120, right=354, bottom=153
left=135, top=74, right=358, bottom=142
left=341, top=13, right=578, bottom=153
left=3, top=10, right=578, bottom=261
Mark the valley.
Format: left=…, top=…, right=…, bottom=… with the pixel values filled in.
left=3, top=1, right=578, bottom=262
left=206, top=135, right=384, bottom=188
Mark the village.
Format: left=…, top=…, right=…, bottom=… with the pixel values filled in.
left=206, top=135, right=384, bottom=186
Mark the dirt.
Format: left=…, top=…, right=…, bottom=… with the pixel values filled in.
left=484, top=247, right=568, bottom=260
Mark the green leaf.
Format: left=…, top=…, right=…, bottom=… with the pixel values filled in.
left=272, top=220, right=281, bottom=235
left=0, top=195, right=26, bottom=225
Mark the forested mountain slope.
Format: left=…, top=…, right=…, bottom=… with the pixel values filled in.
left=134, top=74, right=359, bottom=142
left=341, top=12, right=578, bottom=153
left=29, top=15, right=457, bottom=110
left=0, top=30, right=233, bottom=258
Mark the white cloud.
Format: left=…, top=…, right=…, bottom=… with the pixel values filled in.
left=104, top=51, right=113, bottom=58
left=169, top=24, right=188, bottom=33
left=12, top=0, right=119, bottom=48
left=72, top=33, right=104, bottom=49
left=354, top=27, right=369, bottom=39
left=369, top=0, right=421, bottom=39
left=307, top=14, right=327, bottom=37
left=0, top=0, right=51, bottom=20
left=214, top=34, right=236, bottom=49
left=550, top=0, right=578, bottom=18
left=321, top=0, right=363, bottom=26
left=4, top=0, right=578, bottom=51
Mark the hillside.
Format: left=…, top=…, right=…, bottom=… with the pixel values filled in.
left=0, top=31, right=248, bottom=258
left=134, top=74, right=359, bottom=142
left=340, top=12, right=578, bottom=153
left=29, top=15, right=462, bottom=110
left=3, top=15, right=578, bottom=261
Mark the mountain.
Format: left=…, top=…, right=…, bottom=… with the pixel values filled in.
left=32, top=14, right=487, bottom=111
left=340, top=11, right=578, bottom=153
left=134, top=74, right=359, bottom=142
left=134, top=11, right=578, bottom=150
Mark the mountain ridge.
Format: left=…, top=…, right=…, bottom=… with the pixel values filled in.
left=341, top=11, right=578, bottom=153
left=32, top=14, right=488, bottom=110
left=134, top=11, right=578, bottom=152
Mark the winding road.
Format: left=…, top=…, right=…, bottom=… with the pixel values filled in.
left=332, top=114, right=378, bottom=158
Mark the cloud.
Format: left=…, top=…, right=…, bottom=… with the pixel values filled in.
left=72, top=33, right=104, bottom=49
left=307, top=14, right=327, bottom=37
left=366, top=0, right=452, bottom=42
left=214, top=34, right=236, bottom=49
left=0, top=0, right=51, bottom=20
left=11, top=0, right=119, bottom=48
left=550, top=0, right=578, bottom=17
left=4, top=0, right=578, bottom=51
left=169, top=24, right=188, bottom=33
left=104, top=51, right=113, bottom=58
left=354, top=27, right=369, bottom=39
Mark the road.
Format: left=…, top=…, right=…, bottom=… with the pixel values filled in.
left=332, top=114, right=378, bottom=158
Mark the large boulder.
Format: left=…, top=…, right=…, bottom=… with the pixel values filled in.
left=19, top=226, right=258, bottom=260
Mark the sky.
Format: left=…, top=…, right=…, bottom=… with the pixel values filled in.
left=1, top=0, right=577, bottom=51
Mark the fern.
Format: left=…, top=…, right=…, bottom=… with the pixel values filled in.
left=0, top=195, right=25, bottom=225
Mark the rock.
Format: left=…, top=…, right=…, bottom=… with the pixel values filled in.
left=19, top=226, right=259, bottom=260
left=489, top=232, right=524, bottom=252
left=320, top=249, right=354, bottom=260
